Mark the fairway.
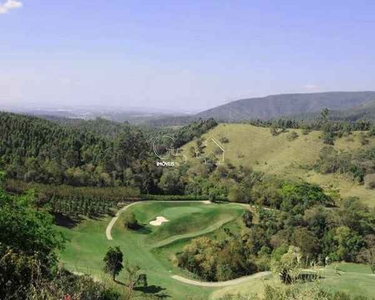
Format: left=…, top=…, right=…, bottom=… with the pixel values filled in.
left=58, top=201, right=375, bottom=299
left=59, top=201, right=247, bottom=299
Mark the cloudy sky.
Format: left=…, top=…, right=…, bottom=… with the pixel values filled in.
left=1, top=0, right=375, bottom=111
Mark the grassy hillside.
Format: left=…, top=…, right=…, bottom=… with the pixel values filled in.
left=195, top=91, right=375, bottom=121
left=181, top=123, right=375, bottom=206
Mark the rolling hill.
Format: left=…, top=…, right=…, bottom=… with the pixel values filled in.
left=181, top=123, right=375, bottom=207
left=195, top=91, right=375, bottom=122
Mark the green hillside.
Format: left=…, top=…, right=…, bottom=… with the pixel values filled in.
left=181, top=123, right=375, bottom=206
left=289, top=100, right=375, bottom=121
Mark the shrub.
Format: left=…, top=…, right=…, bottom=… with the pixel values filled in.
left=286, top=131, right=299, bottom=141
left=365, top=174, right=375, bottom=189
left=219, top=136, right=229, bottom=143
left=123, top=211, right=139, bottom=230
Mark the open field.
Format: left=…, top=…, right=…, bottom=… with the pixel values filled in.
left=181, top=124, right=375, bottom=206
left=59, top=201, right=375, bottom=299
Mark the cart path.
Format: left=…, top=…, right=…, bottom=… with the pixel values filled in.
left=171, top=271, right=271, bottom=287
left=106, top=202, right=139, bottom=240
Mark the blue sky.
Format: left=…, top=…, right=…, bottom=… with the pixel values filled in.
left=1, top=0, right=375, bottom=111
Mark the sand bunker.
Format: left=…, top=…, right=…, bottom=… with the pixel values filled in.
left=150, top=216, right=169, bottom=226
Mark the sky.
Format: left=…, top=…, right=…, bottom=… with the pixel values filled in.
left=1, top=0, right=375, bottom=112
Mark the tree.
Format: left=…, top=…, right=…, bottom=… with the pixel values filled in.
left=123, top=211, right=139, bottom=230
left=357, top=235, right=375, bottom=274
left=242, top=210, right=254, bottom=228
left=321, top=108, right=330, bottom=122
left=292, top=227, right=320, bottom=259
left=103, top=247, right=124, bottom=281
left=123, top=262, right=148, bottom=291
left=158, top=169, right=184, bottom=194
left=271, top=246, right=302, bottom=284
left=334, top=226, right=364, bottom=261
left=0, top=174, right=66, bottom=299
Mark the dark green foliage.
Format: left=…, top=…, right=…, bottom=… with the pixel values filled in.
left=5, top=179, right=139, bottom=219
left=0, top=174, right=119, bottom=300
left=0, top=113, right=219, bottom=198
left=315, top=146, right=375, bottom=183
left=0, top=112, right=156, bottom=191
left=173, top=118, right=218, bottom=148
left=103, top=247, right=124, bottom=281
left=158, top=169, right=185, bottom=195
left=45, top=269, right=121, bottom=300
left=123, top=211, right=139, bottom=230
left=242, top=211, right=254, bottom=228
left=176, top=236, right=258, bottom=282
left=0, top=189, right=65, bottom=272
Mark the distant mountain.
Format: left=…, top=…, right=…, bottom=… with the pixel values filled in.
left=195, top=91, right=375, bottom=121
left=288, top=100, right=375, bottom=122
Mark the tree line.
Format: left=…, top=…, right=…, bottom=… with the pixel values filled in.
left=176, top=182, right=375, bottom=283
left=0, top=112, right=217, bottom=194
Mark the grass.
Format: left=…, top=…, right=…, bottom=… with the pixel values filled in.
left=59, top=201, right=375, bottom=299
left=59, top=201, right=245, bottom=299
left=209, top=263, right=375, bottom=300
left=181, top=123, right=375, bottom=206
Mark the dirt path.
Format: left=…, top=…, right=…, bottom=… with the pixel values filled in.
left=106, top=202, right=139, bottom=240
left=171, top=271, right=271, bottom=287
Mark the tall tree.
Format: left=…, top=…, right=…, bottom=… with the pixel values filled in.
left=103, top=247, right=124, bottom=281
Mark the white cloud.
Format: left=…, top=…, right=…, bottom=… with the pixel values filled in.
left=0, top=0, right=23, bottom=14
left=304, top=84, right=320, bottom=91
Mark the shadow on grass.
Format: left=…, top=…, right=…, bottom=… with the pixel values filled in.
left=298, top=273, right=324, bottom=282
left=135, top=285, right=170, bottom=298
left=137, top=225, right=152, bottom=234
left=54, top=213, right=81, bottom=229
left=112, top=282, right=170, bottom=299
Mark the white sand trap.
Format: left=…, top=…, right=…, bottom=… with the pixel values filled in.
left=202, top=200, right=211, bottom=204
left=150, top=216, right=169, bottom=226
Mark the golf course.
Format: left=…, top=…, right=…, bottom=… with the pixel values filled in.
left=58, top=200, right=375, bottom=299
left=59, top=201, right=253, bottom=299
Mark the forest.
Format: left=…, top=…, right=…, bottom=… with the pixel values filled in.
left=1, top=112, right=375, bottom=299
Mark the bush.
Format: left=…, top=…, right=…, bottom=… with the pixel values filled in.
left=365, top=174, right=375, bottom=189
left=123, top=211, right=139, bottom=230
left=219, top=136, right=229, bottom=143
left=286, top=131, right=299, bottom=141
left=302, top=127, right=311, bottom=135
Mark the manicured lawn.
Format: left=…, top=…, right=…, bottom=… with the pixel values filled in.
left=59, top=201, right=245, bottom=299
